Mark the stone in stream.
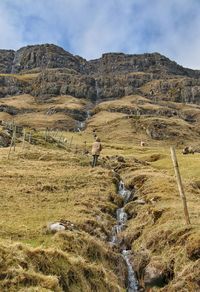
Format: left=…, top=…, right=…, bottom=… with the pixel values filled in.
left=144, top=260, right=173, bottom=288
left=134, top=199, right=146, bottom=205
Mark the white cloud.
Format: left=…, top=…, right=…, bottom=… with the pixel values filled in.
left=0, top=0, right=200, bottom=69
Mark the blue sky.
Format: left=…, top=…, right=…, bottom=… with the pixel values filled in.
left=0, top=0, right=200, bottom=69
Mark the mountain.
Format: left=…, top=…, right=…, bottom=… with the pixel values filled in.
left=0, top=44, right=200, bottom=143
left=0, top=44, right=200, bottom=292
left=0, top=43, right=200, bottom=102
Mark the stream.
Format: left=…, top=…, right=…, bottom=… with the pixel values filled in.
left=110, top=180, right=138, bottom=292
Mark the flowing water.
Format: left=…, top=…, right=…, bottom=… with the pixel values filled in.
left=110, top=180, right=138, bottom=291
left=76, top=109, right=92, bottom=132
left=95, top=79, right=100, bottom=99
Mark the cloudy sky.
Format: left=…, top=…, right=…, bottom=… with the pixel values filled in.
left=0, top=0, right=200, bottom=69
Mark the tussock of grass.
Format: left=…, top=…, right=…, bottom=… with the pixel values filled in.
left=0, top=241, right=125, bottom=291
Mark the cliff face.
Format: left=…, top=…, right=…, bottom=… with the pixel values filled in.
left=0, top=50, right=15, bottom=73
left=0, top=43, right=200, bottom=104
left=10, top=44, right=84, bottom=73
left=85, top=52, right=198, bottom=77
left=1, top=45, right=198, bottom=77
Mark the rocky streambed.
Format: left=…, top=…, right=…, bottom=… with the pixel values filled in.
left=110, top=180, right=139, bottom=292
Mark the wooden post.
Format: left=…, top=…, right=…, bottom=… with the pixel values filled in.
left=13, top=124, right=16, bottom=152
left=58, top=132, right=63, bottom=143
left=7, top=131, right=15, bottom=159
left=29, top=132, right=32, bottom=144
left=69, top=136, right=73, bottom=148
left=170, top=146, right=191, bottom=225
left=11, top=119, right=14, bottom=131
left=22, top=128, right=26, bottom=150
left=54, top=129, right=59, bottom=138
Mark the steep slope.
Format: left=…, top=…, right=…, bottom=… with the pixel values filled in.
left=0, top=44, right=200, bottom=103
left=0, top=44, right=199, bottom=292
left=0, top=129, right=199, bottom=291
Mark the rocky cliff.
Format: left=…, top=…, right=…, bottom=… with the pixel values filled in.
left=0, top=44, right=200, bottom=104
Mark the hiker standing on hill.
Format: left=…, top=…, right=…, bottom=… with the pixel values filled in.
left=91, top=137, right=102, bottom=167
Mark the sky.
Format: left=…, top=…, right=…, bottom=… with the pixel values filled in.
left=0, top=0, right=200, bottom=69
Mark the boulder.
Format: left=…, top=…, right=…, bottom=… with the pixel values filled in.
left=0, top=131, right=11, bottom=147
left=144, top=259, right=174, bottom=288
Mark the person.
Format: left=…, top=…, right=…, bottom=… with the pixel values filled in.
left=91, top=137, right=102, bottom=167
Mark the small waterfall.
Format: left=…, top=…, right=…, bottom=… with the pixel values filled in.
left=11, top=51, right=18, bottom=74
left=95, top=79, right=100, bottom=99
left=86, top=110, right=91, bottom=119
left=191, top=87, right=195, bottom=103
left=76, top=121, right=85, bottom=132
left=110, top=180, right=138, bottom=291
left=122, top=250, right=139, bottom=292
left=118, top=181, right=132, bottom=203
left=75, top=110, right=91, bottom=132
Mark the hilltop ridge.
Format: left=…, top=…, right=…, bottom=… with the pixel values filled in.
left=0, top=44, right=200, bottom=143
left=0, top=43, right=200, bottom=104
left=0, top=43, right=199, bottom=77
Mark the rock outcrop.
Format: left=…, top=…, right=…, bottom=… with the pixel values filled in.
left=11, top=44, right=85, bottom=73
left=0, top=50, right=15, bottom=73
left=0, top=44, right=200, bottom=103
left=31, top=68, right=96, bottom=100
left=85, top=52, right=199, bottom=78
left=0, top=75, right=29, bottom=97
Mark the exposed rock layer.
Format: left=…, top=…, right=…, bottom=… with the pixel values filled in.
left=0, top=44, right=200, bottom=103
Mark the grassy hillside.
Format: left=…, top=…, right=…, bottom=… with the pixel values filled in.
left=0, top=143, right=128, bottom=291
left=0, top=128, right=199, bottom=291
left=0, top=69, right=199, bottom=291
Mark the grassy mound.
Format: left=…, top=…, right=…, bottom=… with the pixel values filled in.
left=0, top=241, right=125, bottom=291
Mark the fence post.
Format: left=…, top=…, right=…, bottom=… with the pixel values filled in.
left=13, top=124, right=16, bottom=152
left=8, top=131, right=15, bottom=159
left=69, top=136, right=73, bottom=148
left=29, top=132, right=32, bottom=144
left=170, top=146, right=191, bottom=225
left=58, top=132, right=63, bottom=143
left=22, top=128, right=26, bottom=151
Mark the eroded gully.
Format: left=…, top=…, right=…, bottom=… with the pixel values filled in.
left=109, top=180, right=139, bottom=292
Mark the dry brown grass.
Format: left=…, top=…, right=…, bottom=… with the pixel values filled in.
left=0, top=90, right=200, bottom=290
left=14, top=112, right=76, bottom=129
left=0, top=94, right=89, bottom=130
left=114, top=149, right=200, bottom=291
left=0, top=94, right=87, bottom=111
left=0, top=142, right=127, bottom=291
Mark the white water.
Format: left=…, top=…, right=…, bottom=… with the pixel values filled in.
left=86, top=110, right=91, bottom=119
left=76, top=109, right=92, bottom=132
left=110, top=180, right=138, bottom=291
left=95, top=79, right=100, bottom=99
left=122, top=250, right=138, bottom=292
left=118, top=181, right=132, bottom=203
